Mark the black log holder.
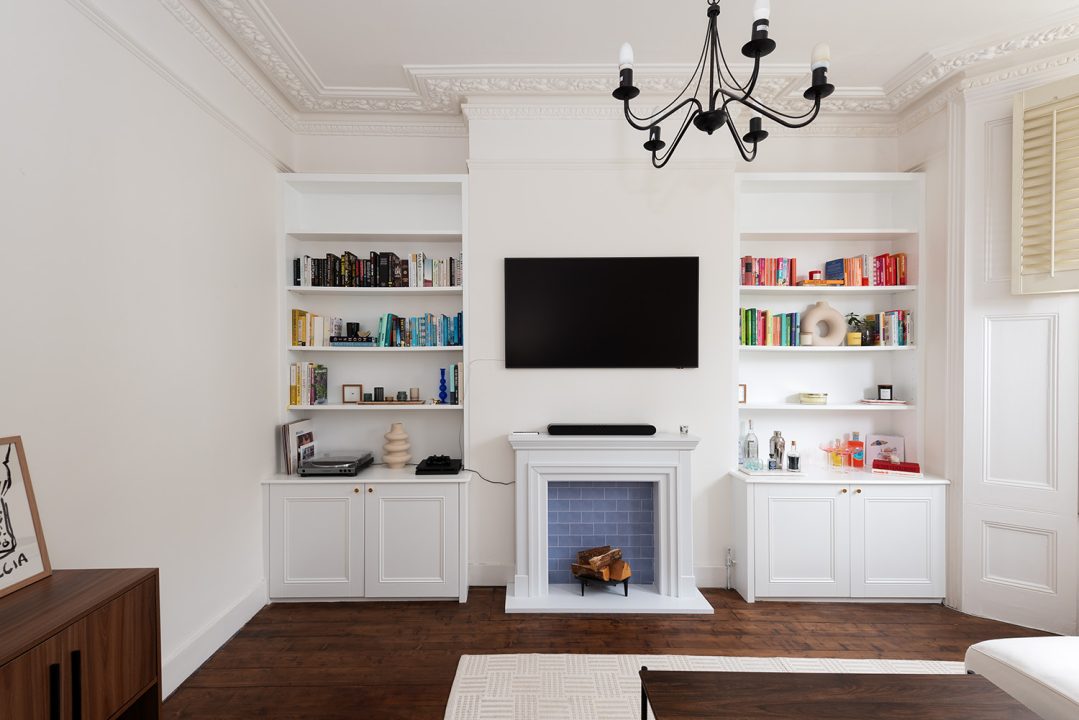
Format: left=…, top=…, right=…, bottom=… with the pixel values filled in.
left=578, top=575, right=630, bottom=597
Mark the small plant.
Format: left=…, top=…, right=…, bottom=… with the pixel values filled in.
left=846, top=312, right=865, bottom=331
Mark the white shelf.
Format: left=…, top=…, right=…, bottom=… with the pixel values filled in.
left=287, top=404, right=463, bottom=411
left=740, top=229, right=918, bottom=242
left=740, top=345, right=915, bottom=352
left=739, top=403, right=914, bottom=412
left=287, top=231, right=461, bottom=243
left=288, top=346, right=463, bottom=353
left=731, top=467, right=948, bottom=485
left=287, top=286, right=462, bottom=296
left=263, top=468, right=472, bottom=485
left=740, top=285, right=917, bottom=295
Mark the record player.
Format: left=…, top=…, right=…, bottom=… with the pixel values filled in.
left=298, top=453, right=373, bottom=477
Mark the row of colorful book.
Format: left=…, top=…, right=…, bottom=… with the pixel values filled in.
left=741, top=256, right=798, bottom=286
left=740, top=309, right=802, bottom=346
left=865, top=310, right=913, bottom=346
left=289, top=363, right=328, bottom=406
left=375, top=312, right=463, bottom=348
left=823, top=253, right=908, bottom=286
left=443, top=362, right=464, bottom=406
left=293, top=251, right=462, bottom=288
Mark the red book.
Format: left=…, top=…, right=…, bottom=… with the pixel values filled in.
left=872, top=459, right=922, bottom=474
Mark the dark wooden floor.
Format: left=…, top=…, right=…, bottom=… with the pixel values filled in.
left=164, top=587, right=1046, bottom=719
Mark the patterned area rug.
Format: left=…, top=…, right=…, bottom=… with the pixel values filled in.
left=444, top=653, right=966, bottom=720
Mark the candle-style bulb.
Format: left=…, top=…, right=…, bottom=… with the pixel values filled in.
left=753, top=0, right=771, bottom=21
left=619, top=42, right=635, bottom=70
left=811, top=42, right=831, bottom=70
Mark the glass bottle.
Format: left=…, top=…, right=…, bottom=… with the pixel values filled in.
left=743, top=420, right=759, bottom=462
left=787, top=441, right=800, bottom=472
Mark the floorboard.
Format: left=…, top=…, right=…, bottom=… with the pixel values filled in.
left=163, top=587, right=1048, bottom=719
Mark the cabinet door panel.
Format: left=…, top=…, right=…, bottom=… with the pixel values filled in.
left=269, top=485, right=363, bottom=598
left=851, top=484, right=945, bottom=598
left=81, top=579, right=159, bottom=720
left=754, top=484, right=850, bottom=597
left=0, top=636, right=65, bottom=720
left=365, top=483, right=459, bottom=597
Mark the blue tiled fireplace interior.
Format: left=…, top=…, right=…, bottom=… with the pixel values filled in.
left=547, top=481, right=655, bottom=586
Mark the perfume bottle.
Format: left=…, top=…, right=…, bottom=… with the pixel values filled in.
left=787, top=441, right=800, bottom=472
left=743, top=420, right=759, bottom=462
left=831, top=437, right=844, bottom=467
left=768, top=430, right=785, bottom=471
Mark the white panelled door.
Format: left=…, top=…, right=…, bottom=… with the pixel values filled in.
left=960, top=95, right=1079, bottom=634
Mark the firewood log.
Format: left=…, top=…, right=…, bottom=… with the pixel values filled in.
left=571, top=563, right=610, bottom=581
left=608, top=559, right=632, bottom=581
left=586, top=547, right=622, bottom=571
left=576, top=546, right=612, bottom=564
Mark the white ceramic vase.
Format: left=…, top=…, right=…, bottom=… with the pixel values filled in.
left=382, top=422, right=411, bottom=469
left=800, top=300, right=846, bottom=347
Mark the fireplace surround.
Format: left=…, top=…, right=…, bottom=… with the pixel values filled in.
left=505, top=432, right=712, bottom=613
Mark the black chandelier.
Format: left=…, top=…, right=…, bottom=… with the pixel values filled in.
left=612, top=0, right=834, bottom=166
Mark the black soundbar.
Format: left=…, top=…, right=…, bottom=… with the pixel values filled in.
left=547, top=423, right=657, bottom=436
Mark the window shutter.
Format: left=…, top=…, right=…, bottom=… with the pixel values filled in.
left=1013, top=76, right=1079, bottom=295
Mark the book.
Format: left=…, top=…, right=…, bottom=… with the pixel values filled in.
left=739, top=308, right=802, bottom=347
left=282, top=420, right=314, bottom=474
left=290, top=250, right=461, bottom=288
left=740, top=256, right=798, bottom=286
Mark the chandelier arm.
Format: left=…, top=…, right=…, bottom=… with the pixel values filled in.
left=623, top=96, right=703, bottom=133
left=628, top=22, right=712, bottom=123
left=652, top=105, right=701, bottom=169
left=714, top=20, right=750, bottom=94
left=723, top=110, right=758, bottom=162
left=737, top=95, right=822, bottom=128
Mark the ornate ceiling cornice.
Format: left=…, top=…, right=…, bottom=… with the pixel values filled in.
left=176, top=0, right=1079, bottom=137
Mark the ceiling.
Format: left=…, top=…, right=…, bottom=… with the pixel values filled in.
left=183, top=0, right=1079, bottom=132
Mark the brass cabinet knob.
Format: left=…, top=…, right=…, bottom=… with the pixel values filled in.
left=353, top=487, right=360, bottom=494
left=855, top=488, right=862, bottom=494
left=368, top=487, right=374, bottom=493
left=840, top=488, right=848, bottom=494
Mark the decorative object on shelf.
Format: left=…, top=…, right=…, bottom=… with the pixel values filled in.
left=799, top=332, right=813, bottom=346
left=820, top=438, right=853, bottom=472
left=410, top=387, right=420, bottom=402
left=866, top=434, right=905, bottom=466
left=737, top=384, right=747, bottom=404
left=396, top=391, right=408, bottom=402
left=612, top=0, right=833, bottom=165
left=0, top=437, right=51, bottom=599
left=382, top=423, right=411, bottom=469
left=342, top=384, right=362, bottom=404
left=800, top=301, right=845, bottom=346
left=845, top=312, right=866, bottom=346
left=808, top=270, right=822, bottom=281
left=787, top=441, right=800, bottom=472
left=438, top=368, right=448, bottom=404
left=799, top=392, right=828, bottom=405
left=363, top=393, right=373, bottom=402
left=768, top=430, right=785, bottom=471
left=849, top=431, right=865, bottom=469
left=877, top=384, right=894, bottom=400
left=680, top=425, right=690, bottom=436
left=374, top=386, right=385, bottom=402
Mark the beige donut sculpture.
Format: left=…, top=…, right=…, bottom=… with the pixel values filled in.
left=800, top=301, right=847, bottom=347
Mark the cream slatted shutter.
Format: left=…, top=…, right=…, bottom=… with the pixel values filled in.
left=1013, top=75, right=1079, bottom=295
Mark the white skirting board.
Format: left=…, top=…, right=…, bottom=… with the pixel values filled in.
left=161, top=580, right=267, bottom=697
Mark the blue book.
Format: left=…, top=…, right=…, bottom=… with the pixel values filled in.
left=825, top=258, right=845, bottom=282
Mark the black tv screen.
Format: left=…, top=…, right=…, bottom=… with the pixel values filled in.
left=504, top=257, right=699, bottom=368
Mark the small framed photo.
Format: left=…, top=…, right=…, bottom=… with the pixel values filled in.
left=0, top=437, right=52, bottom=599
left=342, top=384, right=363, bottom=404
left=737, top=384, right=747, bottom=404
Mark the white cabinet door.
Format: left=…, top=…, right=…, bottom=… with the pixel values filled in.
left=364, top=483, right=460, bottom=598
left=754, top=483, right=850, bottom=597
left=269, top=484, right=364, bottom=598
left=851, top=484, right=945, bottom=598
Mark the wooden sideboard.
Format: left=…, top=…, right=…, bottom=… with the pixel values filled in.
left=0, top=569, right=161, bottom=720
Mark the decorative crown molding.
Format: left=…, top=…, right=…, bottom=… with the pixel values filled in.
left=175, top=0, right=1079, bottom=137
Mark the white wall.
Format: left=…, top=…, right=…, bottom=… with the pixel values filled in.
left=293, top=133, right=468, bottom=173
left=464, top=105, right=898, bottom=585
left=0, top=0, right=281, bottom=694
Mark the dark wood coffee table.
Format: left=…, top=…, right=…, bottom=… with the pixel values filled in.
left=639, top=668, right=1039, bottom=719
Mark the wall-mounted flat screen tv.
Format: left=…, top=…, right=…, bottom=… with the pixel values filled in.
left=504, top=257, right=699, bottom=368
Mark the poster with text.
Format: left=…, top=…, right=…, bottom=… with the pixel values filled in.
left=0, top=437, right=51, bottom=599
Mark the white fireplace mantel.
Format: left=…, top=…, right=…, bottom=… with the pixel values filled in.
left=505, top=432, right=713, bottom=614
